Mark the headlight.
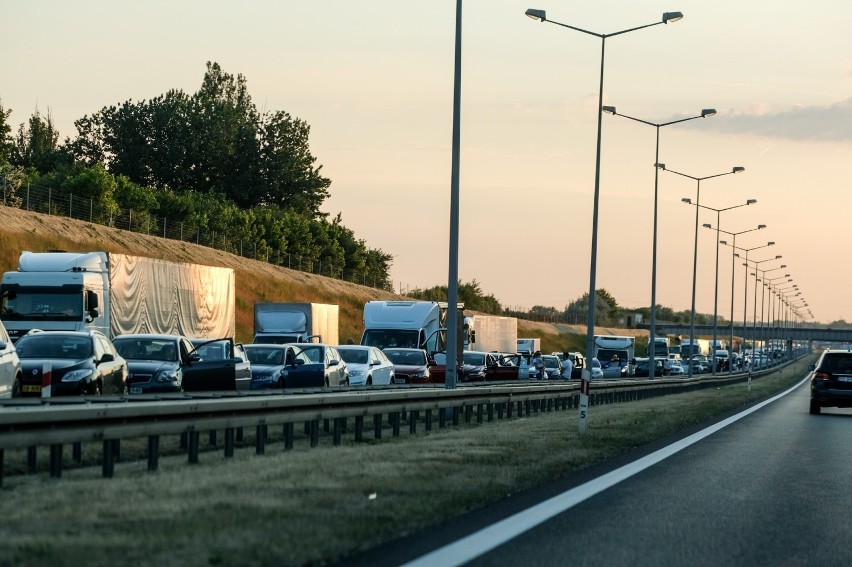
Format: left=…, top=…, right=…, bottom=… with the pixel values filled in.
left=154, top=369, right=180, bottom=383
left=62, top=368, right=94, bottom=382
left=350, top=369, right=366, bottom=377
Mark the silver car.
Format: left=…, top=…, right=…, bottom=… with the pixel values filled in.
left=0, top=319, right=22, bottom=398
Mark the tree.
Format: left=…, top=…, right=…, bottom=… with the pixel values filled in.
left=13, top=109, right=69, bottom=172
left=0, top=101, right=14, bottom=164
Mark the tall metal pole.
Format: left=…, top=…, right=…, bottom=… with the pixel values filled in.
left=445, top=0, right=463, bottom=390
left=729, top=233, right=737, bottom=374
left=688, top=178, right=701, bottom=377
left=712, top=210, right=721, bottom=375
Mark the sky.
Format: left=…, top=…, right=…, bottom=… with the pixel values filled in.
left=3, top=1, right=851, bottom=324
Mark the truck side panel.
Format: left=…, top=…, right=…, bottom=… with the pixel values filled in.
left=109, top=253, right=235, bottom=339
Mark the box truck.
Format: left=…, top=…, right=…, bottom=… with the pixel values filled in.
left=594, top=335, right=635, bottom=378
left=516, top=338, right=541, bottom=355
left=360, top=300, right=463, bottom=355
left=0, top=251, right=235, bottom=341
left=253, top=302, right=339, bottom=345
left=465, top=315, right=517, bottom=353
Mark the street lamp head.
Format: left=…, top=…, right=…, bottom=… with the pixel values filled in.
left=701, top=108, right=717, bottom=118
left=758, top=224, right=767, bottom=229
left=720, top=240, right=728, bottom=245
left=656, top=163, right=666, bottom=170
left=662, top=11, right=684, bottom=23
left=602, top=105, right=617, bottom=115
left=682, top=197, right=692, bottom=204
left=525, top=8, right=546, bottom=21
left=747, top=199, right=757, bottom=205
left=733, top=166, right=745, bottom=173
left=775, top=255, right=782, bottom=259
left=702, top=223, right=712, bottom=229
left=768, top=241, right=775, bottom=246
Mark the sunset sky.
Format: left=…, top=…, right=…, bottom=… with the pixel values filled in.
left=3, top=1, right=851, bottom=324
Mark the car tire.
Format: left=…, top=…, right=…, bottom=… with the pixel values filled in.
left=12, top=374, right=21, bottom=398
left=366, top=376, right=372, bottom=386
left=93, top=381, right=103, bottom=396
left=278, top=378, right=286, bottom=389
left=809, top=400, right=821, bottom=415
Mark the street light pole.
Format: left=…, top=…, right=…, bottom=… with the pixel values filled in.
left=659, top=165, right=745, bottom=377
left=715, top=224, right=766, bottom=373
left=723, top=240, right=775, bottom=368
left=602, top=106, right=715, bottom=377
left=744, top=255, right=784, bottom=378
left=684, top=199, right=757, bottom=375
left=525, top=8, right=683, bottom=434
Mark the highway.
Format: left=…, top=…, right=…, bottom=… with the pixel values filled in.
left=353, top=374, right=852, bottom=566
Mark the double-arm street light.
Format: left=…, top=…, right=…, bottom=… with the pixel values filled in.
left=658, top=164, right=745, bottom=377
left=712, top=224, right=766, bottom=373
left=602, top=106, right=715, bottom=376
left=748, top=258, right=785, bottom=360
left=525, top=8, right=683, bottom=433
left=766, top=276, right=794, bottom=355
left=684, top=199, right=757, bottom=375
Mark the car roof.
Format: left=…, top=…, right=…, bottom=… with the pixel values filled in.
left=113, top=334, right=183, bottom=340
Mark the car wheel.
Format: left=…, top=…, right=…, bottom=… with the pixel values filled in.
left=366, top=376, right=372, bottom=386
left=93, top=381, right=103, bottom=396
left=278, top=378, right=286, bottom=389
left=325, top=377, right=329, bottom=388
left=12, top=374, right=21, bottom=398
left=809, top=400, right=821, bottom=415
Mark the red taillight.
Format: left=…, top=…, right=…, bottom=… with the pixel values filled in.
left=814, top=372, right=832, bottom=381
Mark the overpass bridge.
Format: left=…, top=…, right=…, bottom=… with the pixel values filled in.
left=640, top=323, right=852, bottom=344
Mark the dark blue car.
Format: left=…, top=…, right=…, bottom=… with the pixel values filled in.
left=244, top=344, right=326, bottom=389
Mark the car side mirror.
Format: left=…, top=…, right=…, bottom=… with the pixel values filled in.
left=807, top=364, right=816, bottom=371
left=100, top=353, right=114, bottom=363
left=188, top=353, right=201, bottom=363
left=329, top=359, right=339, bottom=367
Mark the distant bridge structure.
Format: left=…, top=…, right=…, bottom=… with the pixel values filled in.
left=640, top=323, right=852, bottom=345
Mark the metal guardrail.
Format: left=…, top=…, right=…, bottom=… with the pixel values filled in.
left=0, top=359, right=804, bottom=484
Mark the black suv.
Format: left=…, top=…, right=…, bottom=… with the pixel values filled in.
left=809, top=349, right=852, bottom=414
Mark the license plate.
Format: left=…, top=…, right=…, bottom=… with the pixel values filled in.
left=22, top=385, right=42, bottom=393
left=838, top=376, right=852, bottom=383
left=130, top=387, right=143, bottom=394
left=393, top=378, right=406, bottom=384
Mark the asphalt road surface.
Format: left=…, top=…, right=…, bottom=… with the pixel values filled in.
left=353, top=374, right=852, bottom=566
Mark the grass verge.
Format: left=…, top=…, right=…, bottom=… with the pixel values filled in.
left=0, top=358, right=814, bottom=567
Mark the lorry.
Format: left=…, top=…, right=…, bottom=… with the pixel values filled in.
left=650, top=336, right=670, bottom=357
left=681, top=338, right=710, bottom=358
left=594, top=335, right=635, bottom=378
left=464, top=315, right=517, bottom=354
left=516, top=338, right=541, bottom=355
left=253, top=302, right=339, bottom=345
left=360, top=300, right=464, bottom=355
left=0, top=251, right=235, bottom=342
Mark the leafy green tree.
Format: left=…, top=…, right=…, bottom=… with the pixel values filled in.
left=13, top=109, right=69, bottom=172
left=0, top=101, right=14, bottom=164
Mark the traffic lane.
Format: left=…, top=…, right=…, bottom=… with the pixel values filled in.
left=468, top=379, right=852, bottom=566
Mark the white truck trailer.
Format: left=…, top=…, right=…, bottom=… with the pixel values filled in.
left=516, top=338, right=541, bottom=355
left=464, top=315, right=517, bottom=353
left=253, top=302, right=339, bottom=345
left=0, top=251, right=235, bottom=341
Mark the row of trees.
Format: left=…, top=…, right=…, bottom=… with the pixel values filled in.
left=0, top=62, right=393, bottom=288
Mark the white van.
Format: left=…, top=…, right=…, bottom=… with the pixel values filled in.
left=0, top=319, right=22, bottom=398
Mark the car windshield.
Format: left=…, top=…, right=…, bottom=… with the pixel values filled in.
left=463, top=352, right=487, bottom=366
left=114, top=338, right=177, bottom=361
left=245, top=346, right=284, bottom=365
left=16, top=335, right=93, bottom=359
left=542, top=356, right=560, bottom=369
left=385, top=349, right=426, bottom=365
left=297, top=345, right=323, bottom=363
left=339, top=348, right=369, bottom=365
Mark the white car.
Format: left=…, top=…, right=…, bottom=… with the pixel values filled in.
left=337, top=345, right=395, bottom=386
left=0, top=320, right=22, bottom=398
left=669, top=361, right=685, bottom=376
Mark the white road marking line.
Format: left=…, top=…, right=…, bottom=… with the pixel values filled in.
left=402, top=376, right=809, bottom=567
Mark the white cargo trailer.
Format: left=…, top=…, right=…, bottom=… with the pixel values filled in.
left=464, top=315, right=517, bottom=353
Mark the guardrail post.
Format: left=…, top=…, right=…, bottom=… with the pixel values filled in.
left=0, top=449, right=4, bottom=487
left=354, top=417, right=364, bottom=441
left=525, top=400, right=531, bottom=416
left=333, top=418, right=343, bottom=446
left=188, top=432, right=200, bottom=464
left=310, top=420, right=319, bottom=447
left=477, top=404, right=484, bottom=424
left=72, top=442, right=82, bottom=463
left=438, top=408, right=446, bottom=429
left=392, top=412, right=401, bottom=437
left=506, top=401, right=513, bottom=418
left=464, top=405, right=472, bottom=423
left=28, top=446, right=37, bottom=473
left=49, top=444, right=62, bottom=478
left=425, top=409, right=432, bottom=431
left=374, top=414, right=383, bottom=439
left=284, top=423, right=294, bottom=450
left=224, top=428, right=234, bottom=458
left=409, top=411, right=418, bottom=435
left=102, top=440, right=115, bottom=478
left=148, top=435, right=160, bottom=471
left=487, top=403, right=494, bottom=422
left=452, top=406, right=460, bottom=427
left=256, top=425, right=267, bottom=454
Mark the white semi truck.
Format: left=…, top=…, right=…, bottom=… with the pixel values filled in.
left=464, top=315, right=517, bottom=353
left=253, top=302, right=339, bottom=345
left=0, top=251, right=235, bottom=341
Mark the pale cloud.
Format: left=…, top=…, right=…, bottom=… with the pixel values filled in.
left=683, top=99, right=852, bottom=143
